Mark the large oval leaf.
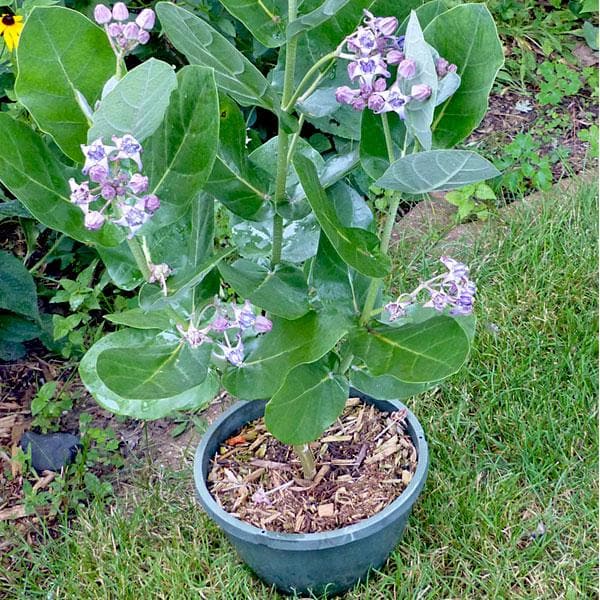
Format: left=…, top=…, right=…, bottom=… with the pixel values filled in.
left=96, top=340, right=211, bottom=400
left=0, top=251, right=39, bottom=320
left=204, top=95, right=269, bottom=220
left=350, top=316, right=470, bottom=383
left=15, top=6, right=114, bottom=162
left=376, top=149, right=501, bottom=194
left=218, top=258, right=311, bottom=320
left=424, top=3, right=503, bottom=148
left=0, top=114, right=122, bottom=246
left=80, top=329, right=219, bottom=419
left=401, top=11, right=438, bottom=151
left=349, top=365, right=435, bottom=400
left=265, top=359, right=349, bottom=444
left=220, top=0, right=287, bottom=47
left=294, top=154, right=390, bottom=278
left=88, top=59, right=177, bottom=144
left=144, top=66, right=220, bottom=230
left=222, top=310, right=350, bottom=399
left=156, top=2, right=292, bottom=131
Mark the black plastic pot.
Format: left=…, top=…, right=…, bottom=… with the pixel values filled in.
left=193, top=390, right=429, bottom=596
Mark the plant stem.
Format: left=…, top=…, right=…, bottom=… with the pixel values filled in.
left=28, top=233, right=65, bottom=274
left=271, top=0, right=299, bottom=268
left=127, top=237, right=151, bottom=280
left=283, top=47, right=340, bottom=112
left=359, top=113, right=401, bottom=325
left=293, top=444, right=316, bottom=480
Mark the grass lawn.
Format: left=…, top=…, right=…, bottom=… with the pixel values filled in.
left=4, top=182, right=598, bottom=599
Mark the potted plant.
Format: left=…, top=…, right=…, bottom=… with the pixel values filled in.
left=0, top=0, right=503, bottom=594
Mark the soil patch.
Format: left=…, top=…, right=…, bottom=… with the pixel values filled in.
left=207, top=398, right=418, bottom=533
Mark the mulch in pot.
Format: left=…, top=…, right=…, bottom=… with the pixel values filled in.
left=207, top=398, right=418, bottom=533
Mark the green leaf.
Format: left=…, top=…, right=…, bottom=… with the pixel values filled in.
left=398, top=0, right=453, bottom=34
left=424, top=4, right=504, bottom=148
left=144, top=66, right=220, bottom=230
left=220, top=0, right=286, bottom=47
left=97, top=340, right=211, bottom=400
left=218, top=258, right=310, bottom=320
left=0, top=251, right=39, bottom=320
left=204, top=95, right=268, bottom=220
left=156, top=2, right=291, bottom=130
left=15, top=7, right=115, bottom=162
left=294, top=154, right=390, bottom=278
left=402, top=10, right=438, bottom=151
left=80, top=329, right=219, bottom=419
left=0, top=200, right=31, bottom=220
left=88, top=59, right=177, bottom=144
left=376, top=150, right=501, bottom=194
left=222, top=310, right=350, bottom=399
left=0, top=114, right=122, bottom=246
left=265, top=359, right=349, bottom=444
left=350, top=316, right=470, bottom=383
left=309, top=234, right=357, bottom=316
left=287, top=0, right=353, bottom=38
left=350, top=364, right=434, bottom=400
left=0, top=314, right=41, bottom=343
left=103, top=308, right=173, bottom=330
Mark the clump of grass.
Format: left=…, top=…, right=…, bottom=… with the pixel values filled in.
left=3, top=183, right=598, bottom=599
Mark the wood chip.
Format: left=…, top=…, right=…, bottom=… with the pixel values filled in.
left=318, top=503, right=334, bottom=518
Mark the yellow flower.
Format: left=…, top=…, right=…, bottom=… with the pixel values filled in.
left=0, top=13, right=24, bottom=52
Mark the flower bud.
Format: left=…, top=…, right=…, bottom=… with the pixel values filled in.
left=335, top=86, right=356, bottom=105
left=84, top=211, right=105, bottom=230
left=88, top=164, right=108, bottom=183
left=254, top=315, right=272, bottom=333
left=135, top=8, right=155, bottom=30
left=128, top=173, right=148, bottom=194
left=397, top=58, right=416, bottom=79
left=351, top=96, right=367, bottom=111
left=367, top=93, right=385, bottom=113
left=143, top=194, right=160, bottom=213
left=435, top=57, right=449, bottom=77
left=112, top=2, right=129, bottom=21
left=94, top=4, right=112, bottom=24
left=107, top=22, right=122, bottom=37
left=373, top=77, right=387, bottom=92
left=410, top=83, right=432, bottom=101
left=137, top=29, right=150, bottom=44
left=386, top=49, right=404, bottom=65
left=100, top=183, right=116, bottom=200
left=123, top=22, right=139, bottom=40
left=211, top=314, right=230, bottom=333
left=376, top=16, right=398, bottom=37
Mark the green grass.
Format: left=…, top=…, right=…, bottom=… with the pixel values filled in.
left=3, top=183, right=598, bottom=599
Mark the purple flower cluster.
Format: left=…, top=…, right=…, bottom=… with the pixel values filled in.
left=335, top=11, right=457, bottom=117
left=177, top=300, right=272, bottom=367
left=69, top=135, right=160, bottom=237
left=385, top=256, right=476, bottom=320
left=94, top=3, right=154, bottom=52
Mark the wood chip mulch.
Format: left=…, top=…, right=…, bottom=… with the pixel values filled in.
left=207, top=398, right=418, bottom=533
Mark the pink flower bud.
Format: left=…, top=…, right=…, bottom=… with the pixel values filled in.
left=94, top=4, right=112, bottom=24
left=368, top=93, right=385, bottom=113
left=386, top=50, right=404, bottom=65
left=143, top=194, right=160, bottom=213
left=397, top=59, right=416, bottom=79
left=254, top=315, right=272, bottom=334
left=85, top=211, right=105, bottom=230
left=128, top=173, right=148, bottom=194
left=112, top=2, right=129, bottom=21
left=107, top=22, right=122, bottom=37
left=88, top=164, right=108, bottom=183
left=135, top=8, right=155, bottom=30
left=100, top=183, right=116, bottom=200
left=123, top=22, right=139, bottom=40
left=137, top=29, right=150, bottom=44
left=376, top=16, right=398, bottom=37
left=335, top=86, right=357, bottom=105
left=410, top=84, right=432, bottom=101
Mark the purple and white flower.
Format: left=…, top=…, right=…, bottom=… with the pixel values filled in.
left=385, top=256, right=476, bottom=320
left=95, top=3, right=155, bottom=54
